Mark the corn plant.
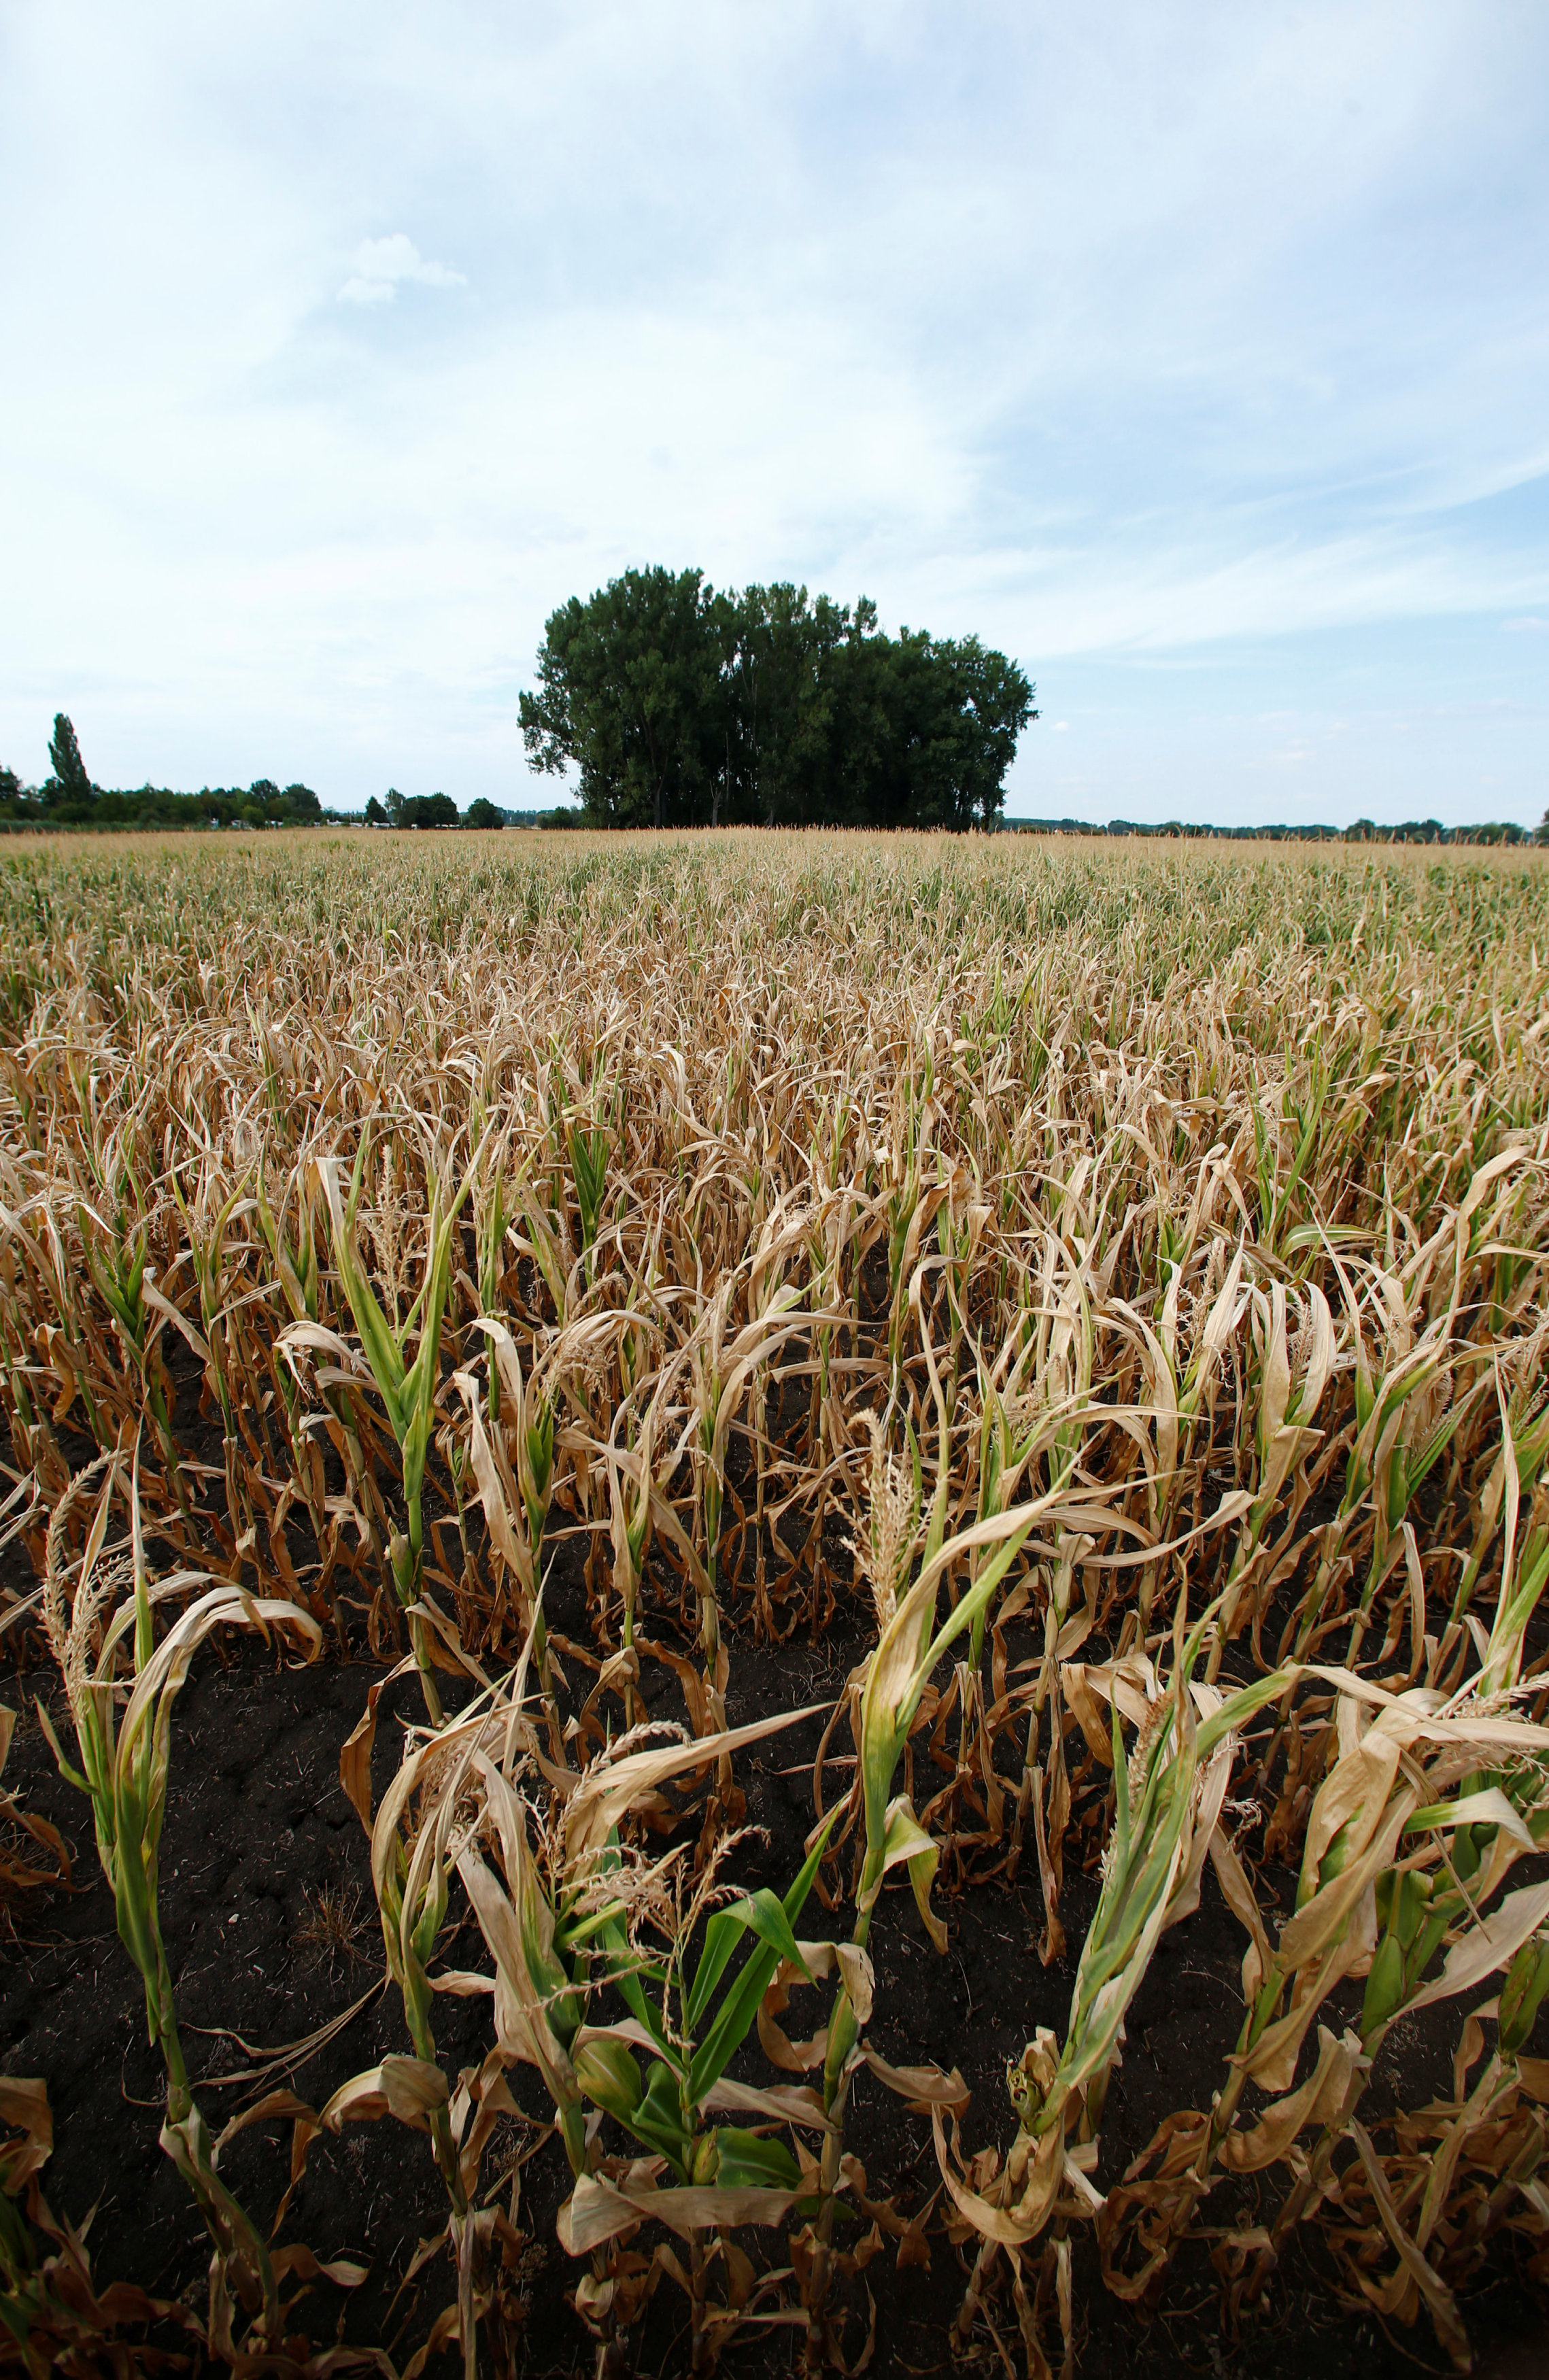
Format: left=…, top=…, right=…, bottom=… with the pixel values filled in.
left=451, top=1681, right=829, bottom=2371
left=1110, top=1672, right=1549, bottom=2314
left=77, top=1191, right=186, bottom=1510
left=567, top=1108, right=612, bottom=1289
left=941, top=1618, right=1288, bottom=2359
left=469, top=1123, right=513, bottom=1422
left=328, top=1690, right=515, bottom=2380
left=1448, top=1372, right=1549, bottom=1633
left=38, top=1451, right=320, bottom=2346
left=163, top=1147, right=254, bottom=1551
left=802, top=1331, right=1100, bottom=2360
left=560, top=1815, right=836, bottom=2372
left=600, top=1353, right=683, bottom=1725
left=685, top=1278, right=817, bottom=1717
left=455, top=1321, right=564, bottom=1720
left=308, top=1127, right=484, bottom=1721
left=256, top=1149, right=392, bottom=1576
left=1204, top=1276, right=1335, bottom=1674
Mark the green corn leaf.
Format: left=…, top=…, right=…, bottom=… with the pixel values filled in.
left=630, top=2060, right=692, bottom=2171
left=687, top=1812, right=834, bottom=2106
left=1406, top=1786, right=1538, bottom=1852
left=687, top=1886, right=815, bottom=2033
left=915, top=1513, right=1034, bottom=1697
left=574, top=2038, right=642, bottom=2125
left=712, top=2127, right=803, bottom=2190
left=1195, top=1668, right=1297, bottom=1759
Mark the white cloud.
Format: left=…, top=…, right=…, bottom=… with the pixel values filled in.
left=1503, top=615, right=1549, bottom=632
left=338, top=233, right=464, bottom=305
left=0, top=1, right=1546, bottom=822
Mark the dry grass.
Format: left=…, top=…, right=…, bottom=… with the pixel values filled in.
left=294, top=1880, right=371, bottom=1975
left=3, top=825, right=1549, bottom=2375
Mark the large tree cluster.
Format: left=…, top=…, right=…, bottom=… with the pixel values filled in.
left=517, top=568, right=1037, bottom=830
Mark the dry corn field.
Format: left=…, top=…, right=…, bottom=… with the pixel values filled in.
left=3, top=826, right=1549, bottom=2380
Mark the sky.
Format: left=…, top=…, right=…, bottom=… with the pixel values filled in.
left=1, top=1, right=1546, bottom=828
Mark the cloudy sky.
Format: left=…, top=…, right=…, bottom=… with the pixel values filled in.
left=2, top=1, right=1546, bottom=824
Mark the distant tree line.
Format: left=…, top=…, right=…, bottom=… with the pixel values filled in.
left=0, top=725, right=520, bottom=834
left=0, top=716, right=323, bottom=831
left=1007, top=815, right=1546, bottom=846
left=518, top=566, right=1038, bottom=830
left=6, top=711, right=1542, bottom=847
left=364, top=789, right=506, bottom=830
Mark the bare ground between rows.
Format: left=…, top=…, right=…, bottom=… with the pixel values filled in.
left=3, top=1518, right=1548, bottom=2380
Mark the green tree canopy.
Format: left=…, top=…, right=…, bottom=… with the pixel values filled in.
left=46, top=713, right=92, bottom=810
left=519, top=569, right=1036, bottom=830
left=398, top=792, right=459, bottom=828
left=464, top=797, right=505, bottom=830
left=520, top=566, right=726, bottom=830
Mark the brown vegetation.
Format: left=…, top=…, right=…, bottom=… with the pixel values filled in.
left=1, top=827, right=1548, bottom=2376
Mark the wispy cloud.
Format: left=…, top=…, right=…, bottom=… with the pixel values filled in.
left=338, top=234, right=464, bottom=306
left=0, top=2, right=1545, bottom=823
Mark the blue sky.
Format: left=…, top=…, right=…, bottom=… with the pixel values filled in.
left=2, top=1, right=1546, bottom=825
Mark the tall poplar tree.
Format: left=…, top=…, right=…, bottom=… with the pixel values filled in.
left=46, top=714, right=93, bottom=811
